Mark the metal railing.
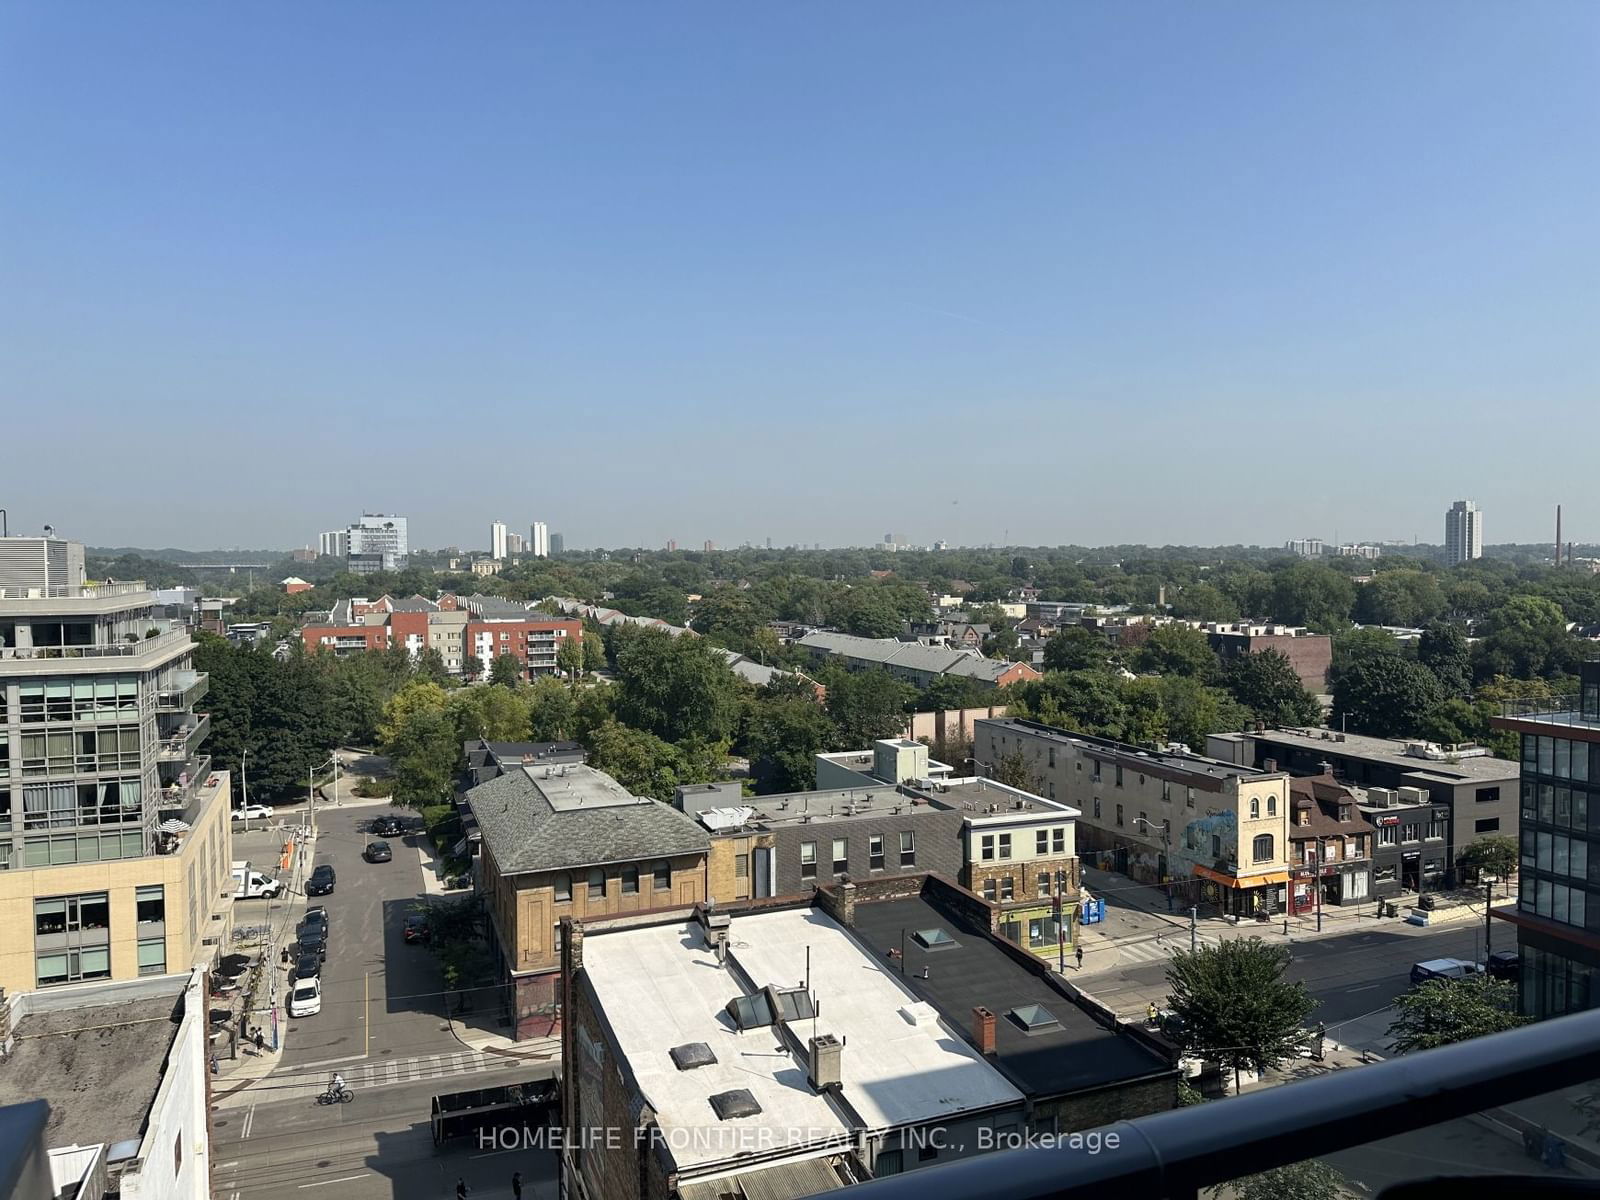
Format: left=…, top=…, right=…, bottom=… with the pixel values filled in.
left=0, top=628, right=190, bottom=662
left=0, top=581, right=151, bottom=600
left=156, top=671, right=209, bottom=710
left=157, top=712, right=211, bottom=760
left=1495, top=695, right=1600, bottom=728
left=818, top=1007, right=1600, bottom=1200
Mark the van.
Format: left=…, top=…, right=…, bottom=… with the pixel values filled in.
left=231, top=863, right=283, bottom=900
left=1410, top=958, right=1481, bottom=986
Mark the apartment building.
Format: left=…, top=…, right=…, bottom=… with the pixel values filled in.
left=1490, top=663, right=1600, bottom=1017
left=1445, top=499, right=1483, bottom=566
left=458, top=595, right=581, bottom=679
left=344, top=512, right=408, bottom=573
left=1286, top=774, right=1377, bottom=913
left=796, top=630, right=1040, bottom=690
left=463, top=762, right=710, bottom=1039
left=977, top=718, right=1292, bottom=918
left=0, top=537, right=233, bottom=996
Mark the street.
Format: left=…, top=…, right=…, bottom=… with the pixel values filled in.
left=216, top=795, right=555, bottom=1199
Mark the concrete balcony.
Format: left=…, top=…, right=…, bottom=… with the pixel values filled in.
left=156, top=712, right=210, bottom=761
left=159, top=754, right=213, bottom=808
left=156, top=670, right=209, bottom=711
left=0, top=629, right=194, bottom=674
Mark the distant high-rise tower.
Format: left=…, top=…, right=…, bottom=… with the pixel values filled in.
left=529, top=522, right=550, bottom=558
left=666, top=538, right=677, bottom=552
left=550, top=531, right=564, bottom=556
left=1444, top=500, right=1483, bottom=566
left=490, top=521, right=508, bottom=561
left=703, top=540, right=715, bottom=553
left=318, top=529, right=348, bottom=558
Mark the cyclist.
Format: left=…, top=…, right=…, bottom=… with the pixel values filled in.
left=329, top=1072, right=347, bottom=1099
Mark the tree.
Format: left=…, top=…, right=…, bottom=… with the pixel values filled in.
left=557, top=635, right=585, bottom=679
left=1330, top=655, right=1443, bottom=738
left=1386, top=976, right=1528, bottom=1055
left=613, top=630, right=741, bottom=744
left=1417, top=622, right=1471, bottom=697
left=1456, top=835, right=1518, bottom=887
left=1165, top=938, right=1316, bottom=1095
left=1474, top=595, right=1576, bottom=681
left=826, top=670, right=913, bottom=747
left=489, top=653, right=524, bottom=687
left=1220, top=1160, right=1349, bottom=1200
left=1354, top=569, right=1445, bottom=628
left=527, top=676, right=578, bottom=741
left=1130, top=624, right=1219, bottom=681
left=1267, top=563, right=1355, bottom=631
left=1042, top=626, right=1116, bottom=673
left=461, top=654, right=484, bottom=682
left=386, top=707, right=460, bottom=810
left=583, top=626, right=608, bottom=672
left=836, top=589, right=903, bottom=639
left=584, top=720, right=685, bottom=801
left=416, top=647, right=454, bottom=686
left=916, top=674, right=993, bottom=714
left=446, top=684, right=531, bottom=744
left=1157, top=675, right=1252, bottom=752
left=745, top=696, right=836, bottom=793
left=1225, top=651, right=1323, bottom=727
left=378, top=680, right=450, bottom=746
left=992, top=748, right=1043, bottom=794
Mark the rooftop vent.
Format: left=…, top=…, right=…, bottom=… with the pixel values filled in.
left=670, top=1042, right=717, bottom=1071
left=726, top=992, right=776, bottom=1031
left=912, top=928, right=958, bottom=951
left=809, top=1033, right=842, bottom=1091
left=1007, top=1004, right=1062, bottom=1035
left=709, top=1089, right=763, bottom=1120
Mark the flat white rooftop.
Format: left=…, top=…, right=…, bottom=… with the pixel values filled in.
left=581, top=907, right=1022, bottom=1173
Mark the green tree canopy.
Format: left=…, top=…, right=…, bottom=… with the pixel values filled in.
left=446, top=684, right=531, bottom=745
left=1130, top=624, right=1219, bottom=681
left=1166, top=938, right=1316, bottom=1093
left=489, top=653, right=524, bottom=687
left=1456, top=835, right=1518, bottom=882
left=1387, top=976, right=1528, bottom=1055
left=1220, top=1160, right=1349, bottom=1200
left=1417, top=622, right=1472, bottom=697
left=826, top=670, right=914, bottom=747
left=745, top=696, right=835, bottom=793
left=1041, top=626, right=1118, bottom=673
left=1330, top=655, right=1443, bottom=738
left=557, top=635, right=585, bottom=679
left=1225, top=650, right=1324, bottom=727
left=386, top=706, right=460, bottom=810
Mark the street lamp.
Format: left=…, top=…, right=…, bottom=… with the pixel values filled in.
left=239, top=749, right=250, bottom=833
left=962, top=757, right=994, bottom=780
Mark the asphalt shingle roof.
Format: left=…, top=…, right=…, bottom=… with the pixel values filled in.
left=466, top=765, right=710, bottom=874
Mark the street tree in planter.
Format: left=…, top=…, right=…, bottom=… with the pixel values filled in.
left=1456, top=835, right=1518, bottom=894
left=1387, top=976, right=1527, bottom=1054
left=1166, top=938, right=1316, bottom=1095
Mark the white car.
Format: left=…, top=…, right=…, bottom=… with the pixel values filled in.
left=232, top=805, right=274, bottom=821
left=288, top=978, right=322, bottom=1017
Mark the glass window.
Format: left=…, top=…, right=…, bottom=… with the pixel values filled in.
left=998, top=833, right=1011, bottom=859
left=983, top=879, right=997, bottom=901
left=621, top=866, right=639, bottom=895
left=552, top=873, right=571, bottom=902
left=981, top=834, right=995, bottom=861
left=1038, top=871, right=1052, bottom=897
left=1557, top=788, right=1573, bottom=830
left=137, top=938, right=166, bottom=976
left=1475, top=817, right=1500, bottom=835
left=1540, top=737, right=1555, bottom=775
left=587, top=868, right=605, bottom=897
left=34, top=899, right=66, bottom=937
left=1380, top=824, right=1397, bottom=846
left=1093, top=797, right=1101, bottom=819
left=1268, top=795, right=1277, bottom=817
left=1555, top=835, right=1570, bottom=877
left=1557, top=740, right=1573, bottom=779
left=136, top=885, right=164, bottom=924
left=734, top=854, right=749, bottom=879
left=800, top=842, right=817, bottom=879
left=1250, top=798, right=1259, bottom=819
left=1036, top=830, right=1048, bottom=855
left=653, top=860, right=671, bottom=890
left=1252, top=834, right=1274, bottom=863
left=1577, top=746, right=1591, bottom=784
left=1052, top=828, right=1065, bottom=854
left=1116, top=804, right=1124, bottom=826
left=1537, top=831, right=1553, bottom=872
left=1523, top=735, right=1538, bottom=769
left=831, top=839, right=847, bottom=873
left=1001, top=876, right=1015, bottom=900
left=899, top=831, right=915, bottom=866
left=1574, top=839, right=1590, bottom=881
left=1540, top=784, right=1555, bottom=825
left=869, top=836, right=884, bottom=870
left=1522, top=781, right=1537, bottom=819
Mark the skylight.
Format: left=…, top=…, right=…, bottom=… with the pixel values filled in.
left=726, top=992, right=775, bottom=1031
left=772, top=987, right=817, bottom=1022
left=912, top=928, right=958, bottom=951
left=670, top=1043, right=717, bottom=1070
left=709, top=1089, right=763, bottom=1120
left=1008, top=1004, right=1062, bottom=1034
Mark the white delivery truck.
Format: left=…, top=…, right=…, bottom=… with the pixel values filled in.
left=231, top=861, right=284, bottom=899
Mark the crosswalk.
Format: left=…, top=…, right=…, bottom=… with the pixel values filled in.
left=1101, top=931, right=1220, bottom=965
left=219, top=1044, right=557, bottom=1109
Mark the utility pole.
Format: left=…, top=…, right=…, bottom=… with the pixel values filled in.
left=1485, top=877, right=1494, bottom=955
left=1055, top=869, right=1065, bottom=974
left=240, top=749, right=249, bottom=832
left=1316, top=836, right=1324, bottom=934
left=1189, top=906, right=1198, bottom=953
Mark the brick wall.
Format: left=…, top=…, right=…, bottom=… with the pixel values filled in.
left=767, top=808, right=964, bottom=894
left=1036, top=1075, right=1178, bottom=1133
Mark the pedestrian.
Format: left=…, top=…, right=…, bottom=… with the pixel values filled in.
left=455, top=1178, right=469, bottom=1200
left=512, top=1171, right=522, bottom=1199
left=1074, top=944, right=1084, bottom=970
left=254, top=1028, right=265, bottom=1053
left=1147, top=1001, right=1158, bottom=1025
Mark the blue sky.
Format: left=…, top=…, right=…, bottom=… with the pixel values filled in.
left=3, top=2, right=1596, bottom=551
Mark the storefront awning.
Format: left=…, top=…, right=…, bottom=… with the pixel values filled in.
left=1193, top=865, right=1290, bottom=889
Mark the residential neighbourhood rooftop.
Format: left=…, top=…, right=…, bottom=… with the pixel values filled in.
left=1210, top=726, right=1518, bottom=784
left=465, top=764, right=710, bottom=874
left=985, top=717, right=1266, bottom=783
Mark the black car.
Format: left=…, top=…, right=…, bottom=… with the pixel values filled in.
left=294, top=951, right=322, bottom=980
left=364, top=840, right=392, bottom=863
left=302, top=905, right=329, bottom=934
left=298, top=927, right=328, bottom=961
left=403, top=914, right=430, bottom=944
left=1487, top=950, right=1521, bottom=982
left=371, top=816, right=404, bottom=837
left=306, top=865, right=336, bottom=896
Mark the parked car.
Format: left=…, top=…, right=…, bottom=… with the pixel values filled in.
left=403, top=914, right=430, bottom=944
left=302, top=905, right=330, bottom=933
left=371, top=816, right=405, bottom=837
left=288, top=977, right=322, bottom=1017
left=1487, top=950, right=1521, bottom=982
left=294, top=951, right=322, bottom=981
left=1410, top=958, right=1482, bottom=986
left=306, top=864, right=336, bottom=896
left=364, top=840, right=393, bottom=863
left=298, top=927, right=328, bottom=961
left=232, top=804, right=274, bottom=821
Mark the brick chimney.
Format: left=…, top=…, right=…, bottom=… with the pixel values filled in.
left=973, top=1006, right=996, bottom=1055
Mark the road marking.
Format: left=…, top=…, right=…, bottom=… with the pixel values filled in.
left=284, top=1052, right=368, bottom=1071
left=240, top=1106, right=255, bottom=1140
left=1344, top=983, right=1381, bottom=992
left=298, top=1174, right=371, bottom=1189
left=364, top=972, right=370, bottom=1057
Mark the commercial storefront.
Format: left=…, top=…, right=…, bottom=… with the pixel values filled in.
left=1192, top=864, right=1289, bottom=918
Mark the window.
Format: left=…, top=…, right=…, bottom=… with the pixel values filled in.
left=1380, top=824, right=1398, bottom=846
left=588, top=867, right=606, bottom=897
left=1162, top=780, right=1172, bottom=803
left=1252, top=834, right=1274, bottom=863
left=869, top=836, right=884, bottom=870
left=899, top=831, right=915, bottom=866
left=653, top=860, right=671, bottom=890
left=734, top=854, right=748, bottom=880
left=1115, top=764, right=1124, bottom=788
left=1476, top=817, right=1501, bottom=834
left=831, top=838, right=848, bottom=874
left=552, top=873, right=572, bottom=902
left=1052, top=827, right=1065, bottom=854
left=998, top=833, right=1012, bottom=860
left=983, top=879, right=997, bottom=901
left=1186, top=787, right=1195, bottom=809
left=1038, top=871, right=1052, bottom=898
left=138, top=937, right=166, bottom=976
left=1267, top=795, right=1277, bottom=817
left=136, top=886, right=164, bottom=925
left=1428, top=811, right=1448, bottom=840
left=1250, top=797, right=1260, bottom=819
left=981, top=834, right=996, bottom=861
left=1048, top=747, right=1056, bottom=768
left=800, top=842, right=817, bottom=879
left=1212, top=834, right=1222, bottom=859
left=621, top=866, right=639, bottom=894
left=1477, top=787, right=1501, bottom=805
left=1116, top=804, right=1124, bottom=827
left=1090, top=759, right=1101, bottom=783
left=1402, top=824, right=1420, bottom=844
left=918, top=1145, right=939, bottom=1163
left=35, top=947, right=110, bottom=987
left=1001, top=876, right=1015, bottom=900
left=1093, top=797, right=1101, bottom=819
left=1036, top=830, right=1049, bottom=855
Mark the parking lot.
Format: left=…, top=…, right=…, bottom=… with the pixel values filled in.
left=216, top=797, right=556, bottom=1199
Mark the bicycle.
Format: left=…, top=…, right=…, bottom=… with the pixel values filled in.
left=232, top=925, right=267, bottom=943
left=316, top=1084, right=354, bottom=1105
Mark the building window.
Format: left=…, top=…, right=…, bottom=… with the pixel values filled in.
left=1116, top=804, right=1124, bottom=827
left=800, top=842, right=817, bottom=879
left=982, top=834, right=996, bottom=861
left=653, top=860, right=671, bottom=891
left=1477, top=787, right=1500, bottom=805
left=1250, top=797, right=1260, bottom=819
left=1093, top=798, right=1101, bottom=819
left=1001, top=876, right=1015, bottom=900
left=1476, top=817, right=1500, bottom=834
left=1380, top=824, right=1398, bottom=846
left=1048, top=747, right=1056, bottom=768
left=1253, top=834, right=1274, bottom=863
left=832, top=838, right=848, bottom=874
left=869, top=836, right=884, bottom=870
left=1052, top=827, right=1065, bottom=854
left=1186, top=787, right=1195, bottom=809
left=1162, top=781, right=1172, bottom=803
left=35, top=947, right=110, bottom=987
left=552, top=873, right=572, bottom=902
left=137, top=937, right=166, bottom=977
left=621, top=866, right=639, bottom=895
left=1038, top=871, right=1052, bottom=898
left=1090, top=759, right=1101, bottom=783
left=1115, top=764, right=1124, bottom=788
left=1212, top=834, right=1222, bottom=859
left=998, top=833, right=1011, bottom=860
left=136, top=885, right=164, bottom=926
left=899, top=831, right=915, bottom=866
left=1428, top=812, right=1448, bottom=840
left=734, top=854, right=749, bottom=880
left=1037, top=830, right=1049, bottom=855
left=1402, top=824, right=1420, bottom=844
left=1267, top=795, right=1277, bottom=817
left=588, top=868, right=606, bottom=897
left=983, top=879, right=997, bottom=901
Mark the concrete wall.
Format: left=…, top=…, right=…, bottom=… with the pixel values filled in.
left=120, top=970, right=209, bottom=1200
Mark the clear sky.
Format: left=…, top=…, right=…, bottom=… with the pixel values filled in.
left=3, top=2, right=1596, bottom=552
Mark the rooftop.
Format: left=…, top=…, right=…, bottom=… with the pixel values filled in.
left=797, top=630, right=1024, bottom=683
left=465, top=764, right=709, bottom=874
left=1221, top=726, right=1519, bottom=784
left=852, top=894, right=1173, bottom=1099
left=0, top=994, right=180, bottom=1149
left=985, top=718, right=1265, bottom=784
left=580, top=907, right=1023, bottom=1172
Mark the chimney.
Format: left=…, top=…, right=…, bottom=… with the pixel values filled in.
left=973, top=1006, right=997, bottom=1055
left=1263, top=758, right=1277, bottom=774
left=809, top=1033, right=842, bottom=1091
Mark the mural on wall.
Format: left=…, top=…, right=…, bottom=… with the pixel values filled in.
left=1174, top=809, right=1238, bottom=875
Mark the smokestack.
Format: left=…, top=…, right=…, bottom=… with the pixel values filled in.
left=973, top=1006, right=997, bottom=1055
left=1557, top=505, right=1563, bottom=567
